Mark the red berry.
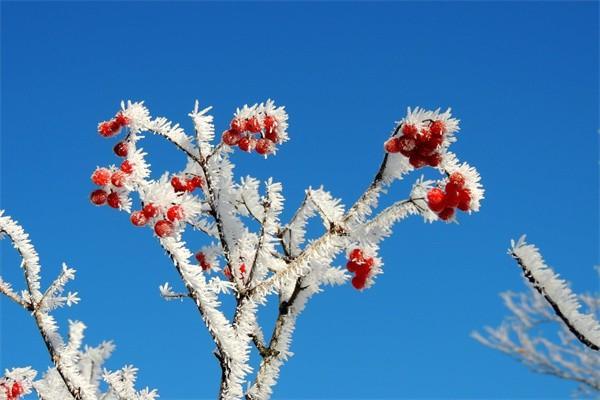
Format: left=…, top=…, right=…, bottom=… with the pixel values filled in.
left=264, top=115, right=277, bottom=131
left=113, top=142, right=128, bottom=157
left=430, top=120, right=445, bottom=136
left=264, top=116, right=278, bottom=142
left=166, top=205, right=184, bottom=222
left=11, top=382, right=23, bottom=397
left=107, top=192, right=120, bottom=208
left=449, top=172, right=465, bottom=189
left=91, top=168, right=111, bottom=186
left=98, top=121, right=116, bottom=137
left=354, top=263, right=370, bottom=277
left=346, top=260, right=359, bottom=273
left=190, top=175, right=203, bottom=188
left=445, top=179, right=461, bottom=192
left=444, top=186, right=460, bottom=208
left=109, top=120, right=121, bottom=133
left=142, top=203, right=159, bottom=218
left=423, top=129, right=442, bottom=149
left=240, top=263, right=247, bottom=275
left=438, top=207, right=455, bottom=221
left=171, top=176, right=187, bottom=192
left=427, top=188, right=446, bottom=212
left=245, top=116, right=261, bottom=133
left=111, top=171, right=126, bottom=187
left=238, top=136, right=255, bottom=152
left=445, top=180, right=461, bottom=203
left=183, top=181, right=193, bottom=192
left=360, top=259, right=373, bottom=273
left=120, top=160, right=134, bottom=174
left=351, top=274, right=367, bottom=290
left=384, top=138, right=401, bottom=153
left=265, top=128, right=279, bottom=143
left=457, top=189, right=472, bottom=211
left=349, top=248, right=363, bottom=262
left=222, top=130, right=241, bottom=146
left=423, top=153, right=441, bottom=167
left=401, top=123, right=418, bottom=138
left=130, top=211, right=147, bottom=226
left=186, top=176, right=203, bottom=191
left=255, top=138, right=274, bottom=155
left=409, top=154, right=427, bottom=168
left=230, top=118, right=243, bottom=134
left=115, top=113, right=129, bottom=127
left=90, top=189, right=107, bottom=205
left=154, top=220, right=174, bottom=237
left=397, top=136, right=416, bottom=156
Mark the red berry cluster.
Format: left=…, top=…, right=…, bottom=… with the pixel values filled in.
left=89, top=161, right=136, bottom=208
left=92, top=111, right=136, bottom=206
left=384, top=120, right=446, bottom=168
left=129, top=203, right=185, bottom=238
left=98, top=113, right=129, bottom=138
left=128, top=172, right=203, bottom=236
left=426, top=172, right=472, bottom=221
left=1, top=381, right=23, bottom=400
left=222, top=115, right=279, bottom=155
left=195, top=251, right=212, bottom=271
left=346, top=248, right=374, bottom=290
left=171, top=175, right=203, bottom=193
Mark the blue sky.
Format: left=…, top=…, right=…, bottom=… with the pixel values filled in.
left=1, top=2, right=598, bottom=399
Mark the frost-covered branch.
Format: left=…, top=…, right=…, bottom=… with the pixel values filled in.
left=91, top=101, right=483, bottom=398
left=0, top=211, right=156, bottom=400
left=103, top=366, right=158, bottom=400
left=474, top=239, right=600, bottom=396
left=509, top=237, right=600, bottom=350
left=0, top=276, right=29, bottom=309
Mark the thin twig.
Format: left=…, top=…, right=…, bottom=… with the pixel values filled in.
left=0, top=282, right=30, bottom=309
left=240, top=193, right=263, bottom=224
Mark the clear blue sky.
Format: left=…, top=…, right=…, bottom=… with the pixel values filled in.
left=1, top=2, right=598, bottom=399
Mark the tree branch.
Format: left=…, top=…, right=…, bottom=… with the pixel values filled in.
left=511, top=248, right=600, bottom=351
left=0, top=221, right=86, bottom=400
left=0, top=278, right=30, bottom=309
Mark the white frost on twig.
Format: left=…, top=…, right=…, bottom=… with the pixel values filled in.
left=509, top=236, right=600, bottom=350
left=0, top=211, right=158, bottom=400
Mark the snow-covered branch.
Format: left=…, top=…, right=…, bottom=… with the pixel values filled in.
left=509, top=236, right=600, bottom=350
left=0, top=211, right=157, bottom=400
left=474, top=238, right=600, bottom=396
